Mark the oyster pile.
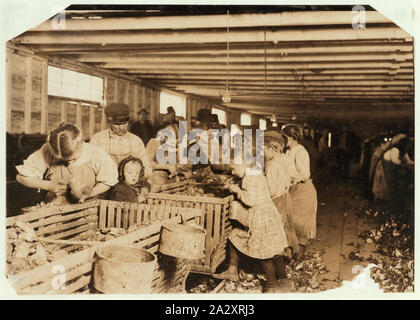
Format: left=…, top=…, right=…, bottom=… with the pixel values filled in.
left=358, top=206, right=414, bottom=292
left=7, top=221, right=48, bottom=275
left=287, top=250, right=328, bottom=292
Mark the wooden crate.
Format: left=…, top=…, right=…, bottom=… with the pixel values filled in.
left=6, top=200, right=201, bottom=294
left=149, top=181, right=233, bottom=274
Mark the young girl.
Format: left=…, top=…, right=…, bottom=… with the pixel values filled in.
left=282, top=125, right=318, bottom=261
left=213, top=160, right=288, bottom=293
left=110, top=156, right=151, bottom=203
left=264, top=131, right=299, bottom=265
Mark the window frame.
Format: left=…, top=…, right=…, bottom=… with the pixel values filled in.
left=47, top=65, right=104, bottom=104
left=211, top=107, right=227, bottom=125
left=159, top=90, right=187, bottom=119
left=240, top=112, right=252, bottom=126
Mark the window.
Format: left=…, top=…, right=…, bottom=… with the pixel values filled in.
left=48, top=66, right=103, bottom=102
left=160, top=91, right=186, bottom=118
left=259, top=119, right=267, bottom=130
left=240, top=113, right=251, bottom=126
left=211, top=107, right=226, bottom=125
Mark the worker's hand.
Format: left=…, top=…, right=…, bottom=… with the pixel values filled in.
left=228, top=184, right=241, bottom=194
left=78, top=195, right=87, bottom=203
left=137, top=194, right=146, bottom=203
left=166, top=164, right=178, bottom=176
left=47, top=181, right=68, bottom=195
left=140, top=187, right=149, bottom=196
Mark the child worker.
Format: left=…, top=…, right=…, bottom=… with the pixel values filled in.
left=263, top=131, right=300, bottom=278
left=213, top=153, right=289, bottom=293
left=110, top=156, right=151, bottom=203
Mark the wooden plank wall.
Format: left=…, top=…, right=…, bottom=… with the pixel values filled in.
left=7, top=46, right=250, bottom=137
left=7, top=48, right=165, bottom=138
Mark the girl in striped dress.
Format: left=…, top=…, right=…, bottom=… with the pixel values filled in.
left=213, top=161, right=288, bottom=292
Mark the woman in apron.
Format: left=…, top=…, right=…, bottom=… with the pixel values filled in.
left=16, top=123, right=119, bottom=206
left=282, top=125, right=318, bottom=261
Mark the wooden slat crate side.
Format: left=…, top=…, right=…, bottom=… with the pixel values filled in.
left=31, top=207, right=98, bottom=231
left=37, top=215, right=98, bottom=237
left=9, top=207, right=201, bottom=295
left=107, top=201, right=116, bottom=228
left=11, top=246, right=96, bottom=292
left=46, top=221, right=98, bottom=240
left=148, top=193, right=232, bottom=205
left=6, top=201, right=101, bottom=228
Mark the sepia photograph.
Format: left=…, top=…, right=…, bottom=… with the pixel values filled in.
left=2, top=3, right=416, bottom=298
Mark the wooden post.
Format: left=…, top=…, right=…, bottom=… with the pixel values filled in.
left=186, top=97, right=192, bottom=126
left=133, top=84, right=139, bottom=116
left=40, top=60, right=48, bottom=134
left=60, top=101, right=67, bottom=123
left=6, top=47, right=12, bottom=133
left=101, top=108, right=106, bottom=131
left=24, top=56, right=33, bottom=133
left=89, top=104, right=95, bottom=138
left=124, top=82, right=130, bottom=105
left=114, top=79, right=119, bottom=102
left=155, top=89, right=160, bottom=125
left=101, top=77, right=108, bottom=130
left=141, top=86, right=147, bottom=111
left=75, top=101, right=82, bottom=129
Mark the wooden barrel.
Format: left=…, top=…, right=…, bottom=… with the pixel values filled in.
left=93, top=245, right=156, bottom=294
left=159, top=223, right=205, bottom=259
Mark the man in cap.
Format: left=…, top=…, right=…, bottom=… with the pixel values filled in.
left=90, top=102, right=152, bottom=177
left=130, top=108, right=154, bottom=145
left=161, top=106, right=177, bottom=128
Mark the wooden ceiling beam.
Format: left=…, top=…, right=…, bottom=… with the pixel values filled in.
left=124, top=68, right=413, bottom=75
left=138, top=74, right=412, bottom=81
left=146, top=79, right=412, bottom=86
left=15, top=27, right=412, bottom=45
left=77, top=52, right=413, bottom=63
left=31, top=11, right=393, bottom=32
left=166, top=85, right=413, bottom=95
left=30, top=39, right=412, bottom=54
left=99, top=61, right=412, bottom=70
left=55, top=44, right=414, bottom=57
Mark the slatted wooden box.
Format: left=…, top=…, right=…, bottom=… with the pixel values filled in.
left=149, top=180, right=233, bottom=274
left=6, top=200, right=201, bottom=294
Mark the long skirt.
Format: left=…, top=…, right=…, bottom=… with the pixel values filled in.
left=289, top=180, right=317, bottom=246
left=229, top=202, right=288, bottom=260
left=273, top=194, right=300, bottom=254
left=372, top=159, right=396, bottom=201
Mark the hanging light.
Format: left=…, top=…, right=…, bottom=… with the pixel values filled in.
left=222, top=90, right=231, bottom=103
left=270, top=113, right=276, bottom=122
left=222, top=10, right=231, bottom=103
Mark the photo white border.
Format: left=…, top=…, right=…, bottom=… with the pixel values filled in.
left=0, top=0, right=419, bottom=300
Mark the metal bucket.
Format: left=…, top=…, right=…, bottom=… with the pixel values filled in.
left=229, top=200, right=249, bottom=227
left=159, top=223, right=205, bottom=259
left=93, top=245, right=156, bottom=294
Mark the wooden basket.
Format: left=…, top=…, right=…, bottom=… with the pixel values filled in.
left=6, top=200, right=201, bottom=294
left=149, top=180, right=233, bottom=274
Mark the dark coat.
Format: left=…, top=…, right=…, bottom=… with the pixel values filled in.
left=109, top=181, right=151, bottom=203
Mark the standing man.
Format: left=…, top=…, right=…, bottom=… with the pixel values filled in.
left=130, top=108, right=154, bottom=145
left=90, top=102, right=152, bottom=177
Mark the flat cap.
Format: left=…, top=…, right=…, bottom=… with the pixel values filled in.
left=264, top=130, right=286, bottom=145
left=105, top=103, right=130, bottom=123
left=197, top=108, right=211, bottom=122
